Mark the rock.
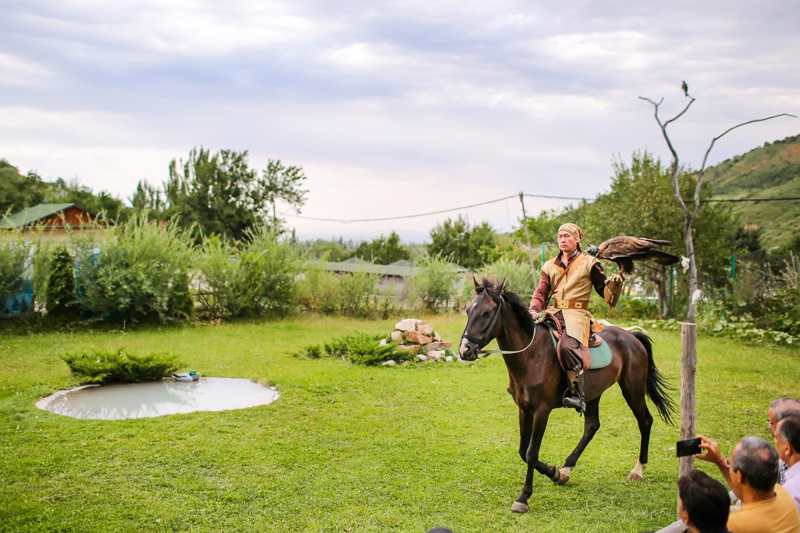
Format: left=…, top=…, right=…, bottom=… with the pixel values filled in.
left=427, top=350, right=445, bottom=360
left=445, top=356, right=453, bottom=362
left=417, top=354, right=428, bottom=362
left=390, top=330, right=404, bottom=342
left=425, top=341, right=442, bottom=350
left=434, top=332, right=441, bottom=341
left=379, top=338, right=388, bottom=346
left=418, top=324, right=435, bottom=335
left=405, top=331, right=432, bottom=344
left=382, top=359, right=396, bottom=366
left=457, top=357, right=468, bottom=363
left=395, top=318, right=419, bottom=331
left=439, top=341, right=452, bottom=349
left=397, top=345, right=420, bottom=356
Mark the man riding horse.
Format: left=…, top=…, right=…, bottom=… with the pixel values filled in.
left=529, top=223, right=624, bottom=412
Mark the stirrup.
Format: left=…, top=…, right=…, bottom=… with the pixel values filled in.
left=562, top=388, right=585, bottom=414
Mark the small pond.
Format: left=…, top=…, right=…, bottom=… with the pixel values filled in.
left=36, top=378, right=279, bottom=420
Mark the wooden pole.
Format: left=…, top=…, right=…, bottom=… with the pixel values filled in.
left=518, top=192, right=537, bottom=286
left=678, top=322, right=698, bottom=515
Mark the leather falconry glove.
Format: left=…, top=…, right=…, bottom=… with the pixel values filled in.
left=604, top=273, right=624, bottom=308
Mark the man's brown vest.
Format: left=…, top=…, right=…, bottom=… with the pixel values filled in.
left=542, top=253, right=597, bottom=346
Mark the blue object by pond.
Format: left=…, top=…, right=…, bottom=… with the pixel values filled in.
left=1, top=279, right=33, bottom=314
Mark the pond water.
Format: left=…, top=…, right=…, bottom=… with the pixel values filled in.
left=36, top=378, right=279, bottom=420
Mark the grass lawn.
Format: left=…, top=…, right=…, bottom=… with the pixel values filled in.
left=1, top=314, right=799, bottom=532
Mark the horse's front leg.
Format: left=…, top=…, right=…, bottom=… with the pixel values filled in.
left=517, top=408, right=533, bottom=463
left=511, top=405, right=559, bottom=513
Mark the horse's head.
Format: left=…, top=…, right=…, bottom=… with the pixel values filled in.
left=459, top=277, right=506, bottom=361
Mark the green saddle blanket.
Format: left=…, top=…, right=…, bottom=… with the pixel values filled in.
left=548, top=330, right=613, bottom=370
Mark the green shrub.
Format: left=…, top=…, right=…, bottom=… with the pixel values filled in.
left=411, top=254, right=460, bottom=312
left=61, top=348, right=184, bottom=384
left=199, top=227, right=301, bottom=318
left=297, top=260, right=341, bottom=314
left=338, top=270, right=377, bottom=317
left=299, top=332, right=414, bottom=366
left=46, top=247, right=76, bottom=320
left=75, top=214, right=197, bottom=322
left=0, top=233, right=30, bottom=296
left=479, top=257, right=536, bottom=297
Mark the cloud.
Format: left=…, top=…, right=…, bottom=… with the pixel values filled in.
left=1, top=0, right=798, bottom=242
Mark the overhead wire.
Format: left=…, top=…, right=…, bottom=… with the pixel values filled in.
left=285, top=191, right=798, bottom=224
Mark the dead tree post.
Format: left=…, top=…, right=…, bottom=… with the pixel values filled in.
left=639, top=89, right=794, bottom=519
left=518, top=192, right=538, bottom=286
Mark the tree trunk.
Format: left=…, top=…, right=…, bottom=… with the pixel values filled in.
left=684, top=215, right=698, bottom=323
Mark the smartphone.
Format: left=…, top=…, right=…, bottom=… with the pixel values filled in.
left=676, top=438, right=702, bottom=457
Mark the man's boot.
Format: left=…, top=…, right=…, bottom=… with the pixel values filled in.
left=562, top=370, right=586, bottom=413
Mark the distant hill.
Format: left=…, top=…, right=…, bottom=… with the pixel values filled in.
left=704, top=133, right=800, bottom=248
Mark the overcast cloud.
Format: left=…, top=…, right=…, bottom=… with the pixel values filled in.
left=2, top=0, right=798, bottom=241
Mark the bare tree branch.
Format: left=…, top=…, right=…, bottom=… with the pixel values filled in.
left=690, top=113, right=797, bottom=220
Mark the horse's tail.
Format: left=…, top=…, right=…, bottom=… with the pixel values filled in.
left=632, top=331, right=677, bottom=426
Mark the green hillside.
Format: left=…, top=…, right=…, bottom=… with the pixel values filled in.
left=704, top=133, right=800, bottom=248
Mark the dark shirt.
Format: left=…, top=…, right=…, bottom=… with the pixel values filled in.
left=529, top=251, right=608, bottom=312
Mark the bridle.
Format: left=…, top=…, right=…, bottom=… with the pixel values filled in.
left=461, top=291, right=536, bottom=359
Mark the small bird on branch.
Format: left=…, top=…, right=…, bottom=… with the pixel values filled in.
left=585, top=236, right=680, bottom=275
left=681, top=80, right=689, bottom=97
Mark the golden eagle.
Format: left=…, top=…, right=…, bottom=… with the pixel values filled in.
left=585, top=236, right=680, bottom=275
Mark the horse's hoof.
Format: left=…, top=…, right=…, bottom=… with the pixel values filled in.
left=555, top=467, right=572, bottom=485
left=511, top=501, right=529, bottom=513
left=626, top=472, right=643, bottom=481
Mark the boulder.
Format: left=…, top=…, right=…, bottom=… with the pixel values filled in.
left=405, top=331, right=432, bottom=345
left=434, top=332, right=441, bottom=341
left=445, top=356, right=454, bottom=362
left=382, top=359, right=396, bottom=366
left=390, top=330, right=404, bottom=342
left=395, top=319, right=419, bottom=331
left=425, top=341, right=442, bottom=351
left=379, top=338, right=388, bottom=346
left=439, top=341, right=452, bottom=349
left=427, top=350, right=445, bottom=360
left=417, top=354, right=428, bottom=362
left=397, top=345, right=420, bottom=356
left=418, top=324, right=435, bottom=335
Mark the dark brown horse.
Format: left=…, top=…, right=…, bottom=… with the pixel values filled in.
left=459, top=278, right=675, bottom=513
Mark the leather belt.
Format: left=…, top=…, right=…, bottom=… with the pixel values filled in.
left=554, top=299, right=589, bottom=310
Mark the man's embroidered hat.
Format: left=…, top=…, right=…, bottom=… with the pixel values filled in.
left=558, top=223, right=583, bottom=242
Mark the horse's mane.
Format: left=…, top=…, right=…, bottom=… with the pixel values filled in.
left=478, top=277, right=535, bottom=336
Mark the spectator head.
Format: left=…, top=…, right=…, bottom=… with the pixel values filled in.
left=730, top=436, right=779, bottom=496
left=768, top=398, right=800, bottom=436
left=774, top=414, right=800, bottom=464
left=678, top=469, right=730, bottom=533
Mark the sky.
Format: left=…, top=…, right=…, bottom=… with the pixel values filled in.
left=2, top=0, right=798, bottom=242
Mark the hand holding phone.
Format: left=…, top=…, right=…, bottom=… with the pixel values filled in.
left=676, top=438, right=702, bottom=457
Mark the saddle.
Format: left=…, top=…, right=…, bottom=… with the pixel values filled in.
left=541, top=317, right=609, bottom=372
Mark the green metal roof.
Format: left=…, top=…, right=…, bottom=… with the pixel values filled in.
left=0, top=203, right=89, bottom=229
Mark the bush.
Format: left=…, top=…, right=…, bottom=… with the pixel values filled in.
left=297, top=260, right=341, bottom=314
left=338, top=270, right=377, bottom=317
left=199, top=227, right=301, bottom=318
left=46, top=247, right=76, bottom=320
left=479, top=257, right=536, bottom=297
left=75, top=214, right=197, bottom=322
left=0, top=234, right=30, bottom=296
left=61, top=348, right=184, bottom=384
left=308, top=332, right=413, bottom=365
left=411, top=254, right=460, bottom=312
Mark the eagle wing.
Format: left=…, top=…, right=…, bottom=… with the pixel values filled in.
left=596, top=236, right=679, bottom=274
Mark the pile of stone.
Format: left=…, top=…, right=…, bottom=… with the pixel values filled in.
left=384, top=318, right=454, bottom=364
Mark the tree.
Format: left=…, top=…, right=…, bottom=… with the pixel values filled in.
left=581, top=151, right=740, bottom=317
left=639, top=92, right=794, bottom=322
left=0, top=161, right=45, bottom=214
left=260, top=160, right=308, bottom=228
left=354, top=231, right=411, bottom=265
left=428, top=216, right=498, bottom=270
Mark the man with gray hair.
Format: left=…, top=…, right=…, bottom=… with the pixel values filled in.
left=774, top=414, right=800, bottom=514
left=768, top=398, right=800, bottom=483
left=696, top=435, right=799, bottom=533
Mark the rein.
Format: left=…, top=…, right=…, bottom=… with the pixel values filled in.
left=461, top=293, right=537, bottom=359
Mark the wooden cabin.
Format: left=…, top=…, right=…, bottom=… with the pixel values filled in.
left=1, top=203, right=106, bottom=242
